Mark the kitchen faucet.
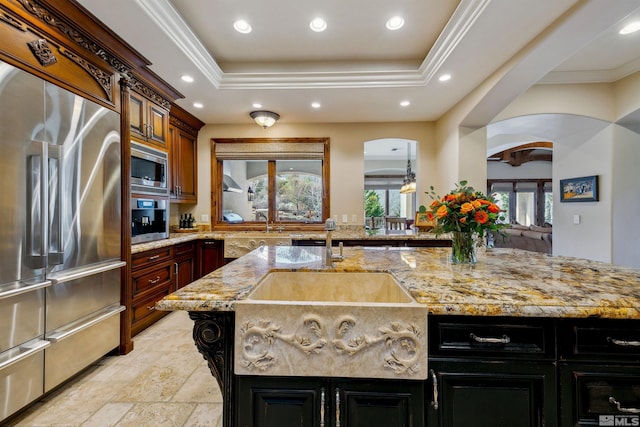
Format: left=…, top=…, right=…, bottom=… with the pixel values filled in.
left=263, top=215, right=272, bottom=233
left=324, top=218, right=344, bottom=267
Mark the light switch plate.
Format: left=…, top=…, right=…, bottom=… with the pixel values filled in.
left=573, top=214, right=580, bottom=225
left=342, top=214, right=349, bottom=223
left=352, top=214, right=358, bottom=223
left=201, top=214, right=209, bottom=222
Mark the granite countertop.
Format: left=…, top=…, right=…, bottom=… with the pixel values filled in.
left=155, top=246, right=640, bottom=319
left=132, top=228, right=448, bottom=254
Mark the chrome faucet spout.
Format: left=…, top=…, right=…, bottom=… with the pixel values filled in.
left=324, top=218, right=343, bottom=267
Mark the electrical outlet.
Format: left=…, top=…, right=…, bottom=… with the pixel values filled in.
left=342, top=214, right=349, bottom=223
left=351, top=214, right=358, bottom=223
left=201, top=214, right=209, bottom=223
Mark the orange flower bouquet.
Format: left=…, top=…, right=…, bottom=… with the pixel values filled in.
left=418, top=181, right=506, bottom=263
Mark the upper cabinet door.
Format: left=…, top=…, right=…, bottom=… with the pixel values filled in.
left=129, top=92, right=169, bottom=148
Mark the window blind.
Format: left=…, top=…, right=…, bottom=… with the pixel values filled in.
left=214, top=140, right=326, bottom=160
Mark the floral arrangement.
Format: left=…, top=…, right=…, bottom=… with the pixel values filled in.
left=418, top=181, right=506, bottom=263
left=419, top=180, right=506, bottom=239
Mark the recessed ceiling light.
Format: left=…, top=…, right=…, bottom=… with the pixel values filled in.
left=386, top=16, right=404, bottom=31
left=252, top=103, right=262, bottom=109
left=193, top=102, right=203, bottom=108
left=310, top=17, right=327, bottom=32
left=400, top=100, right=410, bottom=107
left=439, top=73, right=452, bottom=82
left=620, top=21, right=640, bottom=35
left=233, top=19, right=252, bottom=34
left=311, top=102, right=321, bottom=109
left=181, top=75, right=194, bottom=83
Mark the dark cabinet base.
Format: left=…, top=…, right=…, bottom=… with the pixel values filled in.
left=236, top=376, right=424, bottom=427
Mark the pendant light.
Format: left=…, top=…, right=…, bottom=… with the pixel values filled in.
left=400, top=143, right=416, bottom=194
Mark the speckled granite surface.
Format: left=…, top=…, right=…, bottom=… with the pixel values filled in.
left=155, top=246, right=640, bottom=319
left=131, top=229, right=448, bottom=254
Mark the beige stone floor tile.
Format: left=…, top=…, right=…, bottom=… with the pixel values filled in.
left=113, top=402, right=195, bottom=427
left=80, top=403, right=133, bottom=427
left=171, top=364, right=223, bottom=403
left=182, top=403, right=223, bottom=427
left=6, top=312, right=221, bottom=427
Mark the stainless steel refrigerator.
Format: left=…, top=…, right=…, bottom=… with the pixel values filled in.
left=0, top=59, right=124, bottom=421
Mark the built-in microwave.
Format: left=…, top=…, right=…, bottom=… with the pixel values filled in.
left=131, top=142, right=168, bottom=196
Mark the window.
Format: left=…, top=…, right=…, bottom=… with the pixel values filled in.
left=488, top=179, right=552, bottom=226
left=212, top=138, right=329, bottom=229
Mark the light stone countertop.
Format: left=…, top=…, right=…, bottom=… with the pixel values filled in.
left=155, top=246, right=640, bottom=319
left=132, top=228, right=449, bottom=254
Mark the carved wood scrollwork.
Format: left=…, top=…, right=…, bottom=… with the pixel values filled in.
left=27, top=38, right=57, bottom=66
left=189, top=311, right=233, bottom=393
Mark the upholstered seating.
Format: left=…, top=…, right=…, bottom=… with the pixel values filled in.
left=491, top=224, right=552, bottom=254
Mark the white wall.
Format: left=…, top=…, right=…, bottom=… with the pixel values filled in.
left=176, top=122, right=435, bottom=227
left=553, top=125, right=613, bottom=262
left=611, top=125, right=640, bottom=268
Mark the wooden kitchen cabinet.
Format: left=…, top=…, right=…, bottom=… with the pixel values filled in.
left=558, top=318, right=640, bottom=426
left=127, top=70, right=181, bottom=149
left=129, top=90, right=169, bottom=147
left=174, top=242, right=195, bottom=290
left=168, top=104, right=204, bottom=203
left=130, top=247, right=174, bottom=336
left=236, top=376, right=424, bottom=427
left=427, top=316, right=558, bottom=427
left=197, top=239, right=225, bottom=278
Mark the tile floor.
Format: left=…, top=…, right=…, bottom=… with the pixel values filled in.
left=6, top=311, right=223, bottom=427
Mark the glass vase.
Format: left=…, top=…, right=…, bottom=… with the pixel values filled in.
left=450, top=231, right=477, bottom=264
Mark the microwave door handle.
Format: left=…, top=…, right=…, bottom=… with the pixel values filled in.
left=26, top=141, right=48, bottom=268
left=47, top=144, right=64, bottom=266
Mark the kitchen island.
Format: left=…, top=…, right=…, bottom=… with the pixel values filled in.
left=156, top=246, right=640, bottom=427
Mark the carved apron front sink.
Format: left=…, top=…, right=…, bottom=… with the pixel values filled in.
left=234, top=271, right=428, bottom=380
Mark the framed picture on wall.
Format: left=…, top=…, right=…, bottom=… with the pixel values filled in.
left=559, top=175, right=599, bottom=202
left=415, top=210, right=435, bottom=229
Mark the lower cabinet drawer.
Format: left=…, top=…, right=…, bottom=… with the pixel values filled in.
left=430, top=316, right=555, bottom=359
left=131, top=288, right=170, bottom=335
left=560, top=364, right=640, bottom=426
left=132, top=262, right=172, bottom=297
left=560, top=318, right=640, bottom=361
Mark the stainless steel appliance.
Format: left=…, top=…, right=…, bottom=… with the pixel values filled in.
left=132, top=197, right=169, bottom=244
left=0, top=59, right=124, bottom=421
left=131, top=141, right=169, bottom=196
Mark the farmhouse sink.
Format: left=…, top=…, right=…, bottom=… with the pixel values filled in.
left=234, top=271, right=428, bottom=380
left=223, top=233, right=292, bottom=258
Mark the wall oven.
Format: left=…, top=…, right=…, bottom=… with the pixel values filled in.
left=131, top=198, right=169, bottom=244
left=131, top=142, right=168, bottom=196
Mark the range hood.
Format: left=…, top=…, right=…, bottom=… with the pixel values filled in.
left=223, top=174, right=243, bottom=192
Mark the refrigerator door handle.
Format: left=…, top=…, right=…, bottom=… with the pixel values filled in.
left=47, top=260, right=126, bottom=284
left=46, top=304, right=125, bottom=343
left=26, top=140, right=48, bottom=269
left=0, top=280, right=51, bottom=300
left=0, top=340, right=50, bottom=371
left=47, top=143, right=64, bottom=266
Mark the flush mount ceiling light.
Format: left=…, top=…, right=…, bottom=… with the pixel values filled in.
left=250, top=110, right=280, bottom=128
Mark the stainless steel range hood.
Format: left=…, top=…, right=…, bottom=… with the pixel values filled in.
left=223, top=174, right=243, bottom=192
